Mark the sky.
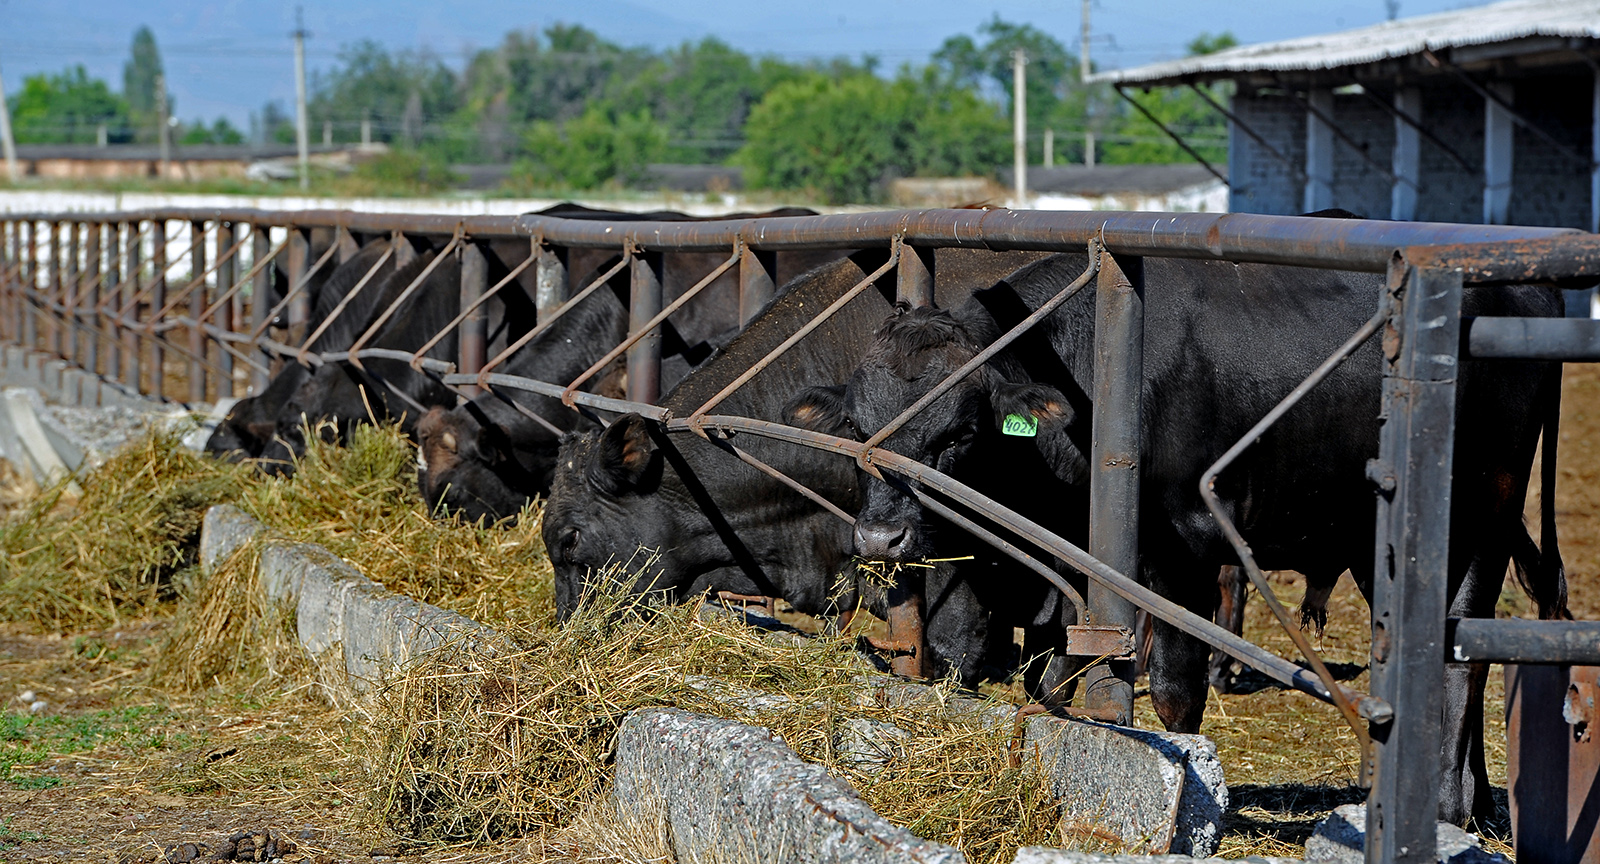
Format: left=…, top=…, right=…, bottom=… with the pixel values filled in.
left=0, top=0, right=1492, bottom=128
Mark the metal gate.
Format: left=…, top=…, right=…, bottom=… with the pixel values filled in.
left=5, top=206, right=1600, bottom=862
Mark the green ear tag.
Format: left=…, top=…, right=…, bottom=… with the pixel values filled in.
left=1002, top=413, right=1038, bottom=437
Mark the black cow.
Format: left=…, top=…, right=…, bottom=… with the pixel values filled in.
left=417, top=207, right=842, bottom=522
left=788, top=250, right=1567, bottom=825
left=541, top=249, right=1052, bottom=680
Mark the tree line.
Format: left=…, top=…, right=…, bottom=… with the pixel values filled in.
left=5, top=19, right=1236, bottom=203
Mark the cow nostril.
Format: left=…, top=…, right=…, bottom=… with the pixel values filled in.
left=854, top=523, right=911, bottom=559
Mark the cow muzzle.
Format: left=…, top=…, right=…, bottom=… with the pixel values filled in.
left=854, top=521, right=914, bottom=561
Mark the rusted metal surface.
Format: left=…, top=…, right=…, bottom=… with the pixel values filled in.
left=1063, top=625, right=1137, bottom=660
left=457, top=242, right=488, bottom=398
left=738, top=245, right=776, bottom=326
left=1507, top=664, right=1600, bottom=864
left=1449, top=619, right=1600, bottom=665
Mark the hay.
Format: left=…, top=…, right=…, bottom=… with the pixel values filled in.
left=0, top=432, right=251, bottom=631
left=369, top=568, right=1063, bottom=864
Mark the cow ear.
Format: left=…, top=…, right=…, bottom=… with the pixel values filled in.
left=783, top=386, right=853, bottom=438
left=991, top=382, right=1073, bottom=433
left=588, top=413, right=657, bottom=493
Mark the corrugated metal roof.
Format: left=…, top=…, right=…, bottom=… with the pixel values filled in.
left=1091, top=0, right=1600, bottom=85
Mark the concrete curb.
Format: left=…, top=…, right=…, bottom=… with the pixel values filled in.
left=199, top=505, right=506, bottom=698
left=617, top=708, right=968, bottom=864
left=197, top=504, right=1230, bottom=863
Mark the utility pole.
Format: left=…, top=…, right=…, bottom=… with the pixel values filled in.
left=155, top=73, right=171, bottom=179
left=0, top=52, right=18, bottom=183
left=1044, top=128, right=1054, bottom=168
left=1081, top=0, right=1095, bottom=169
left=292, top=7, right=311, bottom=191
left=1013, top=48, right=1028, bottom=206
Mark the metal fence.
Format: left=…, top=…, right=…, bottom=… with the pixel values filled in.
left=4, top=205, right=1600, bottom=862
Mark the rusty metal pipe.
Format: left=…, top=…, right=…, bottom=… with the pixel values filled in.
left=477, top=252, right=631, bottom=384
left=346, top=233, right=461, bottom=371
left=411, top=244, right=537, bottom=373
left=294, top=239, right=395, bottom=363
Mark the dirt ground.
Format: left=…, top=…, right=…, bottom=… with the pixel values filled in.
left=4, top=366, right=1598, bottom=861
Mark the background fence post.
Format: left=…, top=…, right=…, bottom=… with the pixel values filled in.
left=535, top=242, right=569, bottom=323
left=457, top=240, right=488, bottom=398
left=1086, top=249, right=1143, bottom=726
left=214, top=221, right=234, bottom=399
left=104, top=222, right=121, bottom=382
left=23, top=221, right=37, bottom=350
left=84, top=222, right=101, bottom=376
left=287, top=226, right=310, bottom=349
left=627, top=249, right=664, bottom=404
left=122, top=220, right=141, bottom=395
left=45, top=221, right=60, bottom=357
left=189, top=220, right=208, bottom=403
left=149, top=219, right=166, bottom=401
left=738, top=244, right=776, bottom=326
left=65, top=222, right=80, bottom=366
left=1366, top=259, right=1458, bottom=864
left=250, top=224, right=273, bottom=394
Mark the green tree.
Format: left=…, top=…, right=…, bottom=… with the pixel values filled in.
left=1100, top=31, right=1236, bottom=165
left=307, top=41, right=460, bottom=151
left=933, top=17, right=1078, bottom=164
left=519, top=104, right=666, bottom=189
left=179, top=117, right=245, bottom=146
left=8, top=66, right=130, bottom=144
left=122, top=26, right=167, bottom=142
left=735, top=69, right=1007, bottom=204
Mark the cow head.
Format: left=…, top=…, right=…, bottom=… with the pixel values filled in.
left=543, top=414, right=686, bottom=620
left=788, top=305, right=1081, bottom=564
left=417, top=405, right=549, bottom=524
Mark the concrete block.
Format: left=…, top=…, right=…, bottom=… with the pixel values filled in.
left=1, top=387, right=75, bottom=485
left=59, top=368, right=85, bottom=406
left=41, top=359, right=66, bottom=401
left=615, top=708, right=967, bottom=864
left=199, top=504, right=266, bottom=573
left=1306, top=804, right=1507, bottom=864
left=3, top=345, right=21, bottom=370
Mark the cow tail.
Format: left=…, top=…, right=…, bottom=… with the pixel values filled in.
left=1513, top=364, right=1571, bottom=621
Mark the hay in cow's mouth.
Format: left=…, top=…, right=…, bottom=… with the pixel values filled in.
left=854, top=555, right=974, bottom=588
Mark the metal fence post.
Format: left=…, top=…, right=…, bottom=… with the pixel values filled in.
left=896, top=243, right=936, bottom=309
left=84, top=222, right=101, bottom=375
left=738, top=245, right=776, bottom=326
left=122, top=220, right=141, bottom=395
left=22, top=221, right=37, bottom=350
left=457, top=240, right=488, bottom=398
left=149, top=219, right=166, bottom=400
left=189, top=220, right=208, bottom=403
left=214, top=221, right=234, bottom=398
left=1086, top=250, right=1143, bottom=725
left=104, top=222, right=121, bottom=382
left=45, top=221, right=61, bottom=357
left=287, top=226, right=310, bottom=349
left=250, top=224, right=273, bottom=394
left=535, top=242, right=569, bottom=323
left=65, top=222, right=80, bottom=366
left=627, top=249, right=664, bottom=405
left=1366, top=259, right=1459, bottom=864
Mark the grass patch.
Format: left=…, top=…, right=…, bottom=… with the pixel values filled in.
left=1, top=705, right=176, bottom=789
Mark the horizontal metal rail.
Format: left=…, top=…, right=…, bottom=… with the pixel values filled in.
left=1463, top=316, right=1600, bottom=360
left=1448, top=618, right=1600, bottom=665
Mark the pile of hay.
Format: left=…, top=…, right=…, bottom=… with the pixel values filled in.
left=370, top=573, right=1062, bottom=864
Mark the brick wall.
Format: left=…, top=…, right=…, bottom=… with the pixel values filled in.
left=1508, top=73, right=1592, bottom=229
left=1329, top=92, right=1394, bottom=219
left=1229, top=92, right=1304, bottom=215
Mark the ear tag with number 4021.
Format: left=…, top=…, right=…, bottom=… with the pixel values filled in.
left=1002, top=413, right=1038, bottom=437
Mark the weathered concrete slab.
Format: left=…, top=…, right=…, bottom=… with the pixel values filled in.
left=616, top=708, right=968, bottom=864
left=1306, top=804, right=1508, bottom=864
left=199, top=504, right=268, bottom=572
left=857, top=679, right=1226, bottom=857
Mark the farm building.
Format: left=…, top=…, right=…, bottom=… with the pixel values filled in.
left=1092, top=0, right=1600, bottom=231
left=8, top=143, right=383, bottom=182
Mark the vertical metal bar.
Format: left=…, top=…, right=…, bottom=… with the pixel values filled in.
left=1366, top=259, right=1460, bottom=864
left=250, top=224, right=273, bottom=394
left=149, top=219, right=166, bottom=401
left=104, top=222, right=121, bottom=381
left=457, top=240, right=488, bottom=399
left=65, top=222, right=79, bottom=366
left=287, top=226, right=310, bottom=348
left=738, top=245, right=777, bottom=326
left=22, top=221, right=36, bottom=350
left=45, top=221, right=61, bottom=357
left=84, top=222, right=101, bottom=375
left=1085, top=250, right=1142, bottom=725
left=214, top=221, right=235, bottom=398
left=122, top=221, right=141, bottom=394
left=336, top=226, right=359, bottom=262
left=189, top=220, right=207, bottom=403
left=535, top=242, right=569, bottom=323
left=896, top=243, right=936, bottom=308
left=626, top=250, right=664, bottom=405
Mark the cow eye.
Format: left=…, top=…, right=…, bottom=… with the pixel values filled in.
left=559, top=527, right=582, bottom=561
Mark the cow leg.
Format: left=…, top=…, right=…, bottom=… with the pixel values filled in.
left=1439, top=548, right=1508, bottom=826
left=1208, top=566, right=1247, bottom=693
left=1145, top=558, right=1216, bottom=733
